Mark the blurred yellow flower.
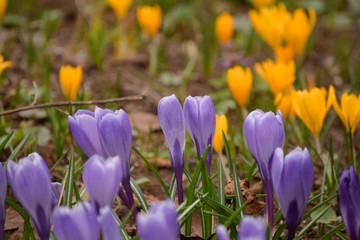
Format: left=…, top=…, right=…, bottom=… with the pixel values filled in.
left=215, top=12, right=234, bottom=45
left=331, top=87, right=360, bottom=134
left=291, top=86, right=334, bottom=136
left=105, top=0, right=133, bottom=19
left=275, top=45, right=294, bottom=63
left=252, top=0, right=275, bottom=9
left=0, top=0, right=7, bottom=20
left=213, top=114, right=228, bottom=153
left=285, top=8, right=316, bottom=56
left=59, top=65, right=82, bottom=101
left=227, top=66, right=253, bottom=107
left=0, top=55, right=12, bottom=75
left=274, top=92, right=294, bottom=119
left=137, top=5, right=162, bottom=37
left=255, top=59, right=295, bottom=95
left=249, top=4, right=291, bottom=49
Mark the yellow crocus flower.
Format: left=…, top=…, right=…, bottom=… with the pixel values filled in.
left=252, top=0, right=275, bottom=9
left=291, top=86, right=334, bottom=136
left=213, top=114, right=228, bottom=153
left=0, top=0, right=7, bottom=20
left=105, top=0, right=133, bottom=19
left=215, top=12, right=234, bottom=45
left=331, top=87, right=360, bottom=134
left=285, top=8, right=316, bottom=56
left=275, top=45, right=294, bottom=63
left=227, top=66, right=253, bottom=107
left=249, top=4, right=291, bottom=49
left=0, top=55, right=12, bottom=75
left=137, top=5, right=162, bottom=37
left=274, top=92, right=294, bottom=119
left=255, top=59, right=295, bottom=95
left=59, top=65, right=82, bottom=101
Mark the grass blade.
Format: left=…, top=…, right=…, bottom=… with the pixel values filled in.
left=0, top=131, right=13, bottom=153
left=130, top=177, right=149, bottom=212
left=319, top=224, right=345, bottom=240
left=64, top=151, right=75, bottom=207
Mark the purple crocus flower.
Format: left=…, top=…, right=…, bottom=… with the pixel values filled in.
left=339, top=166, right=360, bottom=240
left=0, top=164, right=6, bottom=240
left=137, top=200, right=179, bottom=240
left=158, top=95, right=185, bottom=203
left=51, top=182, right=63, bottom=208
left=271, top=147, right=313, bottom=240
left=7, top=153, right=52, bottom=240
left=243, top=109, right=285, bottom=230
left=83, top=155, right=123, bottom=212
left=68, top=107, right=134, bottom=211
left=53, top=201, right=100, bottom=240
left=99, top=206, right=122, bottom=240
left=183, top=96, right=216, bottom=174
left=238, top=216, right=266, bottom=240
left=216, top=225, right=230, bottom=240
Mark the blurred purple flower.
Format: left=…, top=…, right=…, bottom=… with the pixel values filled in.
left=216, top=225, right=230, bottom=240
left=99, top=206, right=122, bottom=240
left=243, top=109, right=285, bottom=230
left=68, top=107, right=134, bottom=211
left=137, top=200, right=179, bottom=240
left=339, top=166, right=360, bottom=240
left=238, top=216, right=266, bottom=240
left=271, top=147, right=313, bottom=240
left=51, top=182, right=63, bottom=208
left=7, top=153, right=52, bottom=240
left=53, top=201, right=100, bottom=240
left=183, top=96, right=216, bottom=174
left=0, top=164, right=6, bottom=240
left=83, top=155, right=123, bottom=212
left=158, top=95, right=185, bottom=203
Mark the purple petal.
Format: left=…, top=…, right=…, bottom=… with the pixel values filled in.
left=99, top=206, right=122, bottom=240
left=51, top=182, right=63, bottom=208
left=216, top=225, right=230, bottom=240
left=238, top=216, right=266, bottom=240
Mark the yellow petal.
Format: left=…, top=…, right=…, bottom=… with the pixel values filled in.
left=227, top=66, right=253, bottom=107
left=105, top=0, right=133, bottom=19
left=59, top=65, right=82, bottom=101
left=137, top=5, right=162, bottom=37
left=213, top=114, right=228, bottom=153
left=0, top=0, right=7, bottom=20
left=215, top=12, right=234, bottom=45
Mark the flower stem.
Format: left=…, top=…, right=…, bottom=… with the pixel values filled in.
left=118, top=187, right=131, bottom=209
left=264, top=180, right=274, bottom=235
left=123, top=178, right=138, bottom=217
left=241, top=106, right=248, bottom=120
left=350, top=133, right=357, bottom=171
left=175, top=171, right=184, bottom=204
left=218, top=153, right=231, bottom=183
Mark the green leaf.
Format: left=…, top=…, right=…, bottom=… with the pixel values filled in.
left=273, top=223, right=286, bottom=240
left=218, top=159, right=225, bottom=206
left=310, top=205, right=337, bottom=224
left=319, top=223, right=345, bottom=240
left=0, top=131, right=14, bottom=153
left=130, top=178, right=149, bottom=212
left=64, top=151, right=75, bottom=207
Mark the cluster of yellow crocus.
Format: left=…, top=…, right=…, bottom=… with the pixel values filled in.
left=137, top=5, right=162, bottom=37
left=291, top=86, right=334, bottom=136
left=227, top=66, right=253, bottom=108
left=252, top=0, right=275, bottom=9
left=59, top=65, right=83, bottom=101
left=331, top=89, right=360, bottom=134
left=249, top=4, right=316, bottom=56
left=105, top=0, right=133, bottom=19
left=0, top=55, right=12, bottom=76
left=0, top=0, right=7, bottom=20
left=215, top=12, right=234, bottom=45
left=213, top=114, right=228, bottom=153
left=255, top=59, right=295, bottom=95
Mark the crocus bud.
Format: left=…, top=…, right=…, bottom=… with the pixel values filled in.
left=158, top=95, right=185, bottom=203
left=285, top=8, right=316, bottom=56
left=59, top=65, right=82, bottom=101
left=51, top=182, right=63, bottom=208
left=137, top=200, right=179, bottom=240
left=0, top=0, right=7, bottom=20
left=331, top=87, right=360, bottom=134
left=7, top=153, right=52, bottom=240
left=105, top=0, right=133, bottom=19
left=184, top=96, right=216, bottom=174
left=255, top=59, right=295, bottom=95
left=53, top=202, right=100, bottom=240
left=274, top=92, right=294, bottom=120
left=271, top=147, right=313, bottom=240
left=99, top=206, right=122, bottom=240
left=137, top=5, right=162, bottom=37
left=238, top=216, right=266, bottom=240
left=291, top=86, right=334, bottom=136
left=0, top=55, right=12, bottom=76
left=213, top=114, right=228, bottom=153
left=215, top=12, right=234, bottom=45
left=83, top=155, right=123, bottom=212
left=339, top=166, right=360, bottom=240
left=244, top=109, right=285, bottom=230
left=0, top=164, right=6, bottom=240
left=216, top=225, right=230, bottom=240
left=227, top=65, right=253, bottom=107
